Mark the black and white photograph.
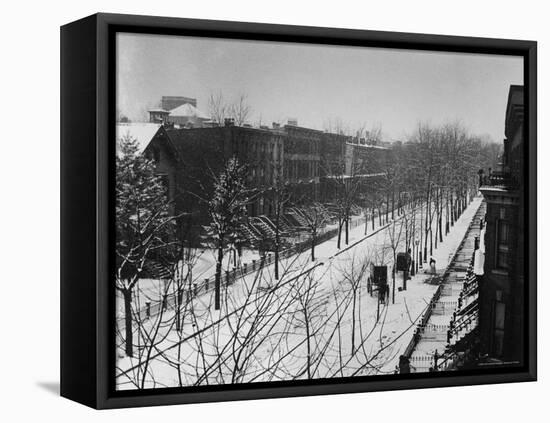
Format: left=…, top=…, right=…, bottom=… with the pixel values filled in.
left=113, top=31, right=528, bottom=391
left=2, top=0, right=548, bottom=419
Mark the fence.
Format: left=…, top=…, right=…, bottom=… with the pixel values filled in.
left=123, top=200, right=414, bottom=324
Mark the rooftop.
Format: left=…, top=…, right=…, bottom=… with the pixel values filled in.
left=116, top=122, right=162, bottom=154
left=346, top=142, right=389, bottom=150
left=168, top=103, right=210, bottom=119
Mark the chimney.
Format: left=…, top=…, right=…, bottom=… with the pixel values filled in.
left=224, top=118, right=235, bottom=127
left=272, top=122, right=280, bottom=129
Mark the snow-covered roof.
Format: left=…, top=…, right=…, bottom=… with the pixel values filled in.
left=168, top=103, right=210, bottom=119
left=325, top=172, right=386, bottom=179
left=346, top=142, right=389, bottom=150
left=116, top=122, right=162, bottom=154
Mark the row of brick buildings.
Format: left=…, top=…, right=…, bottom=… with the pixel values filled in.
left=116, top=116, right=391, bottom=244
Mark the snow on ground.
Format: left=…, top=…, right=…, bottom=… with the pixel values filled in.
left=116, top=211, right=376, bottom=318
left=116, top=196, right=483, bottom=389
left=115, top=248, right=261, bottom=318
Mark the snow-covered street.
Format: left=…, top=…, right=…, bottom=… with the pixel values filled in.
left=116, top=195, right=483, bottom=389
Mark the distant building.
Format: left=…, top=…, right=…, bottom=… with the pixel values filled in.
left=287, top=118, right=298, bottom=126
left=165, top=103, right=211, bottom=128
left=479, top=85, right=525, bottom=365
left=149, top=95, right=212, bottom=128
left=161, top=95, right=197, bottom=110
left=148, top=108, right=170, bottom=124
left=344, top=142, right=389, bottom=177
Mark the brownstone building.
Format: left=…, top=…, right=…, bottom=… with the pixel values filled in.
left=479, top=85, right=525, bottom=365
left=283, top=124, right=322, bottom=202
left=118, top=117, right=393, bottom=247
left=165, top=124, right=285, bottom=231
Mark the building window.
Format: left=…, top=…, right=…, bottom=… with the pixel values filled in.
left=493, top=299, right=506, bottom=357
left=150, top=146, right=161, bottom=163
left=495, top=219, right=510, bottom=269
left=158, top=174, right=170, bottom=199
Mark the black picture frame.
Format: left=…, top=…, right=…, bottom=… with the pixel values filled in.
left=60, top=12, right=537, bottom=409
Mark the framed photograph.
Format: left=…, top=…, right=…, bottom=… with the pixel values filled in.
left=60, top=13, right=537, bottom=409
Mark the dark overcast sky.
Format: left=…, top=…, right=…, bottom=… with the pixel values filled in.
left=117, top=32, right=523, bottom=143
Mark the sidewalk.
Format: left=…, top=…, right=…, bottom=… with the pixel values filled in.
left=405, top=199, right=485, bottom=373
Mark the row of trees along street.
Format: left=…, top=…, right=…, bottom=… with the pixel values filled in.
left=115, top=119, right=500, bottom=385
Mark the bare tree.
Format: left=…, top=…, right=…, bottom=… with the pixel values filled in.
left=208, top=91, right=228, bottom=126
left=268, top=163, right=292, bottom=279
left=207, top=157, right=249, bottom=310
left=208, top=91, right=252, bottom=126
left=230, top=94, right=252, bottom=126
left=301, top=204, right=330, bottom=261
left=386, top=214, right=405, bottom=304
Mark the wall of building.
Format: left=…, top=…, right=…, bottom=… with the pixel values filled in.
left=156, top=123, right=396, bottom=244
left=479, top=85, right=525, bottom=365
left=144, top=132, right=179, bottom=208
left=161, top=96, right=197, bottom=110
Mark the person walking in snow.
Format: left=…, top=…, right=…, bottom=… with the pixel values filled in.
left=429, top=257, right=436, bottom=274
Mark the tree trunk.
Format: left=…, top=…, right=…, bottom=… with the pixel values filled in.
left=274, top=244, right=279, bottom=280
left=445, top=193, right=450, bottom=235
left=386, top=192, right=390, bottom=221
left=434, top=215, right=439, bottom=249
left=176, top=284, right=183, bottom=333
left=392, top=257, right=396, bottom=304
left=439, top=203, right=443, bottom=243
left=391, top=190, right=395, bottom=220
left=311, top=233, right=316, bottom=261
left=424, top=188, right=430, bottom=262
left=214, top=242, right=223, bottom=310
left=123, top=288, right=133, bottom=357
left=419, top=201, right=423, bottom=263
left=274, top=216, right=280, bottom=280
left=449, top=191, right=455, bottom=226
left=351, top=293, right=357, bottom=353
left=345, top=216, right=349, bottom=245
left=305, top=313, right=311, bottom=379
